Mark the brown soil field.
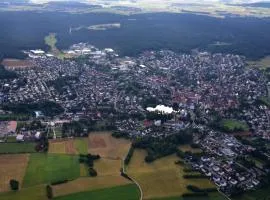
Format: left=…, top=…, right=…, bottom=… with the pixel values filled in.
left=88, top=132, right=131, bottom=159
left=52, top=175, right=131, bottom=197
left=0, top=154, right=29, bottom=192
left=1, top=59, right=34, bottom=70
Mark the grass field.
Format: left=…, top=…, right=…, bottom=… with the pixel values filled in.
left=127, top=150, right=215, bottom=199
left=52, top=175, right=132, bottom=197
left=249, top=56, right=270, bottom=69
left=220, top=119, right=249, bottom=132
left=54, top=184, right=140, bottom=200
left=0, top=154, right=29, bottom=192
left=88, top=131, right=131, bottom=159
left=74, top=138, right=88, bottom=154
left=23, top=153, right=80, bottom=187
left=0, top=143, right=36, bottom=154
left=0, top=185, right=47, bottom=200
left=95, top=158, right=122, bottom=176
left=178, top=145, right=202, bottom=153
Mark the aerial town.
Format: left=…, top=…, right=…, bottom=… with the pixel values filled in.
left=0, top=43, right=270, bottom=197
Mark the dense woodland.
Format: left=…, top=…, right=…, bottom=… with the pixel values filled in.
left=0, top=12, right=270, bottom=59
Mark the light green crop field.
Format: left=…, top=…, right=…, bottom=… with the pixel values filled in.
left=0, top=185, right=47, bottom=200
left=53, top=184, right=140, bottom=200
left=23, top=153, right=80, bottom=187
left=74, top=138, right=88, bottom=154
left=0, top=143, right=36, bottom=154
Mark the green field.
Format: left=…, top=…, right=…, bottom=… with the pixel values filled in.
left=45, top=33, right=57, bottom=51
left=220, top=119, right=249, bottom=133
left=23, top=154, right=80, bottom=187
left=0, top=142, right=36, bottom=154
left=0, top=185, right=47, bottom=200
left=54, top=184, right=140, bottom=200
left=149, top=192, right=226, bottom=200
left=74, top=138, right=88, bottom=154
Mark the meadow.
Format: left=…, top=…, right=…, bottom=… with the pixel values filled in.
left=0, top=142, right=36, bottom=154
left=48, top=138, right=88, bottom=154
left=23, top=153, right=80, bottom=187
left=54, top=184, right=140, bottom=200
left=127, top=150, right=216, bottom=199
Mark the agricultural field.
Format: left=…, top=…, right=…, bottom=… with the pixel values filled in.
left=23, top=153, right=80, bottom=187
left=0, top=185, right=47, bottom=200
left=88, top=131, right=131, bottom=159
left=54, top=184, right=140, bottom=200
left=127, top=150, right=216, bottom=199
left=94, top=158, right=122, bottom=176
left=0, top=154, right=29, bottom=192
left=49, top=138, right=88, bottom=154
left=249, top=56, right=270, bottom=69
left=52, top=176, right=132, bottom=197
left=0, top=142, right=36, bottom=154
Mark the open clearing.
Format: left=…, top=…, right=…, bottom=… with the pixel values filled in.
left=54, top=184, right=140, bottom=200
left=52, top=175, right=132, bottom=197
left=0, top=142, right=36, bottom=154
left=0, top=185, right=47, bottom=200
left=1, top=59, right=33, bottom=70
left=88, top=131, right=131, bottom=159
left=249, top=56, right=270, bottom=69
left=127, top=150, right=215, bottom=199
left=23, top=153, right=80, bottom=187
left=49, top=138, right=88, bottom=154
left=0, top=154, right=29, bottom=192
left=178, top=145, right=202, bottom=153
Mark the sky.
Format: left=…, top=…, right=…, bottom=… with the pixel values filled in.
left=29, top=0, right=270, bottom=4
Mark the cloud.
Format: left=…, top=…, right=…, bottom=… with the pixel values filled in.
left=146, top=105, right=174, bottom=114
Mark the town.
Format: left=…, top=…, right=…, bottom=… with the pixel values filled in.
left=0, top=43, right=270, bottom=197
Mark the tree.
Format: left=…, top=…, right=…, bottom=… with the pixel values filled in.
left=9, top=179, right=19, bottom=191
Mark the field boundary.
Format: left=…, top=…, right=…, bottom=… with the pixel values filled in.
left=122, top=148, right=143, bottom=200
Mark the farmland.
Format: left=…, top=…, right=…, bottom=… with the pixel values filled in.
left=0, top=154, right=29, bottom=192
left=0, top=142, right=36, bottom=154
left=0, top=185, right=47, bottom=200
left=49, top=138, right=88, bottom=154
left=52, top=176, right=132, bottom=197
left=88, top=131, right=131, bottom=159
left=127, top=150, right=216, bottom=199
left=23, top=153, right=80, bottom=187
left=54, top=184, right=140, bottom=200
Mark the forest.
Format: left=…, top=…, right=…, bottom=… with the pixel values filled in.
left=0, top=12, right=270, bottom=60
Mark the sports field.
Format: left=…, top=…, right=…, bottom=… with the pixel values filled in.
left=23, top=153, right=80, bottom=187
left=0, top=154, right=29, bottom=192
left=52, top=175, right=132, bottom=197
left=54, top=184, right=140, bottom=200
left=88, top=131, right=131, bottom=159
left=0, top=185, right=47, bottom=200
left=0, top=143, right=36, bottom=154
left=127, top=150, right=215, bottom=199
